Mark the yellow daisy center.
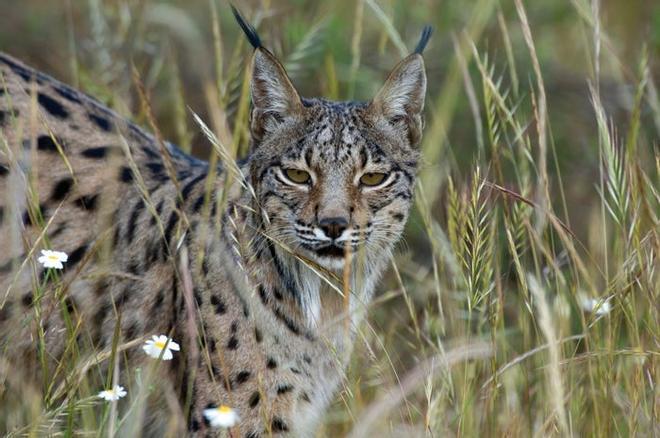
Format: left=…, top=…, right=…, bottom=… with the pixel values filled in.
left=218, top=405, right=232, bottom=414
left=154, top=340, right=166, bottom=349
left=47, top=255, right=59, bottom=261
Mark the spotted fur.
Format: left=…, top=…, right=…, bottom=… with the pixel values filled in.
left=0, top=11, right=429, bottom=437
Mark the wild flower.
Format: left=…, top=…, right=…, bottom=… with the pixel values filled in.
left=98, top=385, right=127, bottom=401
left=580, top=296, right=612, bottom=316
left=142, top=335, right=180, bottom=360
left=203, top=405, right=239, bottom=428
left=37, top=249, right=68, bottom=269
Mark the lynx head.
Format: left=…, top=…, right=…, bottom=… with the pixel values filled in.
left=233, top=7, right=431, bottom=272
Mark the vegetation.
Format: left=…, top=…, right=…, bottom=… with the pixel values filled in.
left=1, top=0, right=658, bottom=435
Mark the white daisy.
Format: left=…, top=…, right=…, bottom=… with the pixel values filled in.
left=203, top=405, right=239, bottom=428
left=580, top=296, right=611, bottom=316
left=142, top=334, right=180, bottom=360
left=37, top=249, right=68, bottom=269
left=98, top=385, right=127, bottom=401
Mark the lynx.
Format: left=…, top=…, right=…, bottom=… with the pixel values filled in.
left=0, top=7, right=430, bottom=437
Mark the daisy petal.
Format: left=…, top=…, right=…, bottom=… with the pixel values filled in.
left=203, top=405, right=239, bottom=428
left=142, top=334, right=180, bottom=360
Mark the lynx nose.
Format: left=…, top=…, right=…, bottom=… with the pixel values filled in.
left=319, top=217, right=348, bottom=240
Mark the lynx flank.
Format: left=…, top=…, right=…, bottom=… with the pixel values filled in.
left=0, top=8, right=431, bottom=437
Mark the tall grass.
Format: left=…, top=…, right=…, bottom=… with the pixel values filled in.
left=1, top=0, right=658, bottom=436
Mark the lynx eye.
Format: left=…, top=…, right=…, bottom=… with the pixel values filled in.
left=360, top=172, right=387, bottom=187
left=284, top=168, right=311, bottom=184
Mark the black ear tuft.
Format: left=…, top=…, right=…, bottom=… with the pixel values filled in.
left=231, top=5, right=262, bottom=49
left=413, top=26, right=433, bottom=55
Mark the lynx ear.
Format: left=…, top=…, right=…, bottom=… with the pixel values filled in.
left=370, top=54, right=427, bottom=145
left=250, top=48, right=303, bottom=136
left=370, top=26, right=431, bottom=146
left=231, top=5, right=302, bottom=139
